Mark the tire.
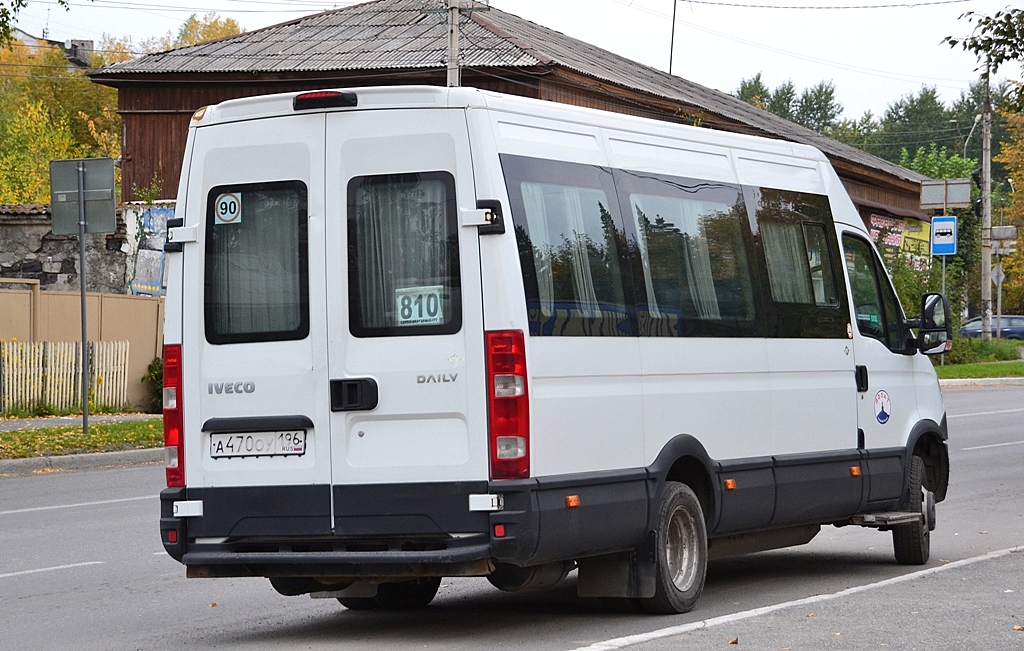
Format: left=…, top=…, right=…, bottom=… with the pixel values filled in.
left=639, top=481, right=708, bottom=614
left=336, top=596, right=380, bottom=610
left=893, top=456, right=932, bottom=565
left=373, top=577, right=442, bottom=609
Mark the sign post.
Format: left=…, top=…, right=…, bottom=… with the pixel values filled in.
left=49, top=158, right=116, bottom=434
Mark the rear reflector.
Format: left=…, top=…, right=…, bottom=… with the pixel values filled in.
left=486, top=330, right=529, bottom=480
left=163, top=344, right=184, bottom=488
left=293, top=90, right=358, bottom=111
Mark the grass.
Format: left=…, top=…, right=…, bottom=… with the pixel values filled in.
left=934, top=359, right=1024, bottom=380
left=0, top=418, right=163, bottom=460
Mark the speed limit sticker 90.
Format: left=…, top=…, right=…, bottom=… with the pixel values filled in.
left=214, top=192, right=241, bottom=225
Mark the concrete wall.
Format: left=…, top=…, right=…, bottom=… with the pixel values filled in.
left=0, top=285, right=164, bottom=410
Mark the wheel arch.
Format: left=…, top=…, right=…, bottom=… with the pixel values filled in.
left=647, top=435, right=720, bottom=531
left=905, top=415, right=949, bottom=503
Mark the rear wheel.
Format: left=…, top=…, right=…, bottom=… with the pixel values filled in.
left=639, top=481, right=707, bottom=614
left=336, top=596, right=380, bottom=610
left=893, top=455, right=932, bottom=565
left=374, top=577, right=442, bottom=609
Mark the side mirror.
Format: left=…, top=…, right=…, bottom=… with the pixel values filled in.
left=917, top=293, right=953, bottom=355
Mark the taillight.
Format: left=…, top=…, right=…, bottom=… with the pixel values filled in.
left=163, top=344, right=184, bottom=488
left=486, top=330, right=529, bottom=480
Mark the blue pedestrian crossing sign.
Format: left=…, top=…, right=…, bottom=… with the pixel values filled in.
left=931, top=216, right=957, bottom=256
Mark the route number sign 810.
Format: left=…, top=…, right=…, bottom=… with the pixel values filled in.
left=395, top=285, right=444, bottom=326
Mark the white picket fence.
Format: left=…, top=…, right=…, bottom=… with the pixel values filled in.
left=0, top=341, right=130, bottom=414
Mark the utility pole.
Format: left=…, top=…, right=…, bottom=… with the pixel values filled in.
left=981, top=66, right=993, bottom=342
left=669, top=0, right=678, bottom=75
left=447, top=0, right=460, bottom=87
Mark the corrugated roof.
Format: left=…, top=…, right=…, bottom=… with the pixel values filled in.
left=90, top=0, right=925, bottom=185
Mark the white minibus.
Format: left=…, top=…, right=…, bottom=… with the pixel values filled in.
left=160, top=86, right=952, bottom=613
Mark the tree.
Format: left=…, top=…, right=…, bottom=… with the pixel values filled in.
left=735, top=75, right=840, bottom=132
left=794, top=81, right=842, bottom=133
left=945, top=8, right=1024, bottom=108
left=993, top=111, right=1024, bottom=314
left=870, top=87, right=952, bottom=164
left=0, top=100, right=79, bottom=203
left=151, top=12, right=243, bottom=51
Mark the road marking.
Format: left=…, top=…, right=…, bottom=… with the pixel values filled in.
left=0, top=562, right=104, bottom=579
left=568, top=546, right=1024, bottom=651
left=963, top=440, right=1024, bottom=451
left=948, top=408, right=1024, bottom=419
left=0, top=495, right=153, bottom=516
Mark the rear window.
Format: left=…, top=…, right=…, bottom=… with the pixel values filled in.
left=204, top=181, right=309, bottom=344
left=347, top=172, right=461, bottom=337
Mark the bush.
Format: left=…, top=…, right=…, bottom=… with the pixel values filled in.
left=140, top=356, right=163, bottom=414
left=942, top=336, right=1024, bottom=365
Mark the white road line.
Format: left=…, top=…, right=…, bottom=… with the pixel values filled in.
left=568, top=546, right=1024, bottom=651
left=0, top=562, right=104, bottom=579
left=963, top=440, right=1024, bottom=451
left=948, top=408, right=1024, bottom=419
left=0, top=495, right=153, bottom=516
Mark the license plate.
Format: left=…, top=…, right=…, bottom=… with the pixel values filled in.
left=209, top=431, right=307, bottom=458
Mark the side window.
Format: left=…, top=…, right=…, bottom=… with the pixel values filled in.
left=842, top=234, right=905, bottom=350
left=205, top=181, right=309, bottom=344
left=348, top=172, right=461, bottom=337
left=615, top=169, right=759, bottom=337
left=753, top=188, right=846, bottom=338
left=501, top=154, right=631, bottom=336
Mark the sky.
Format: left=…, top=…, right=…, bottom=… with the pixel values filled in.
left=10, top=0, right=1024, bottom=121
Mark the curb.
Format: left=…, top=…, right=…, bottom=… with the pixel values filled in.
left=939, top=377, right=1024, bottom=387
left=0, top=447, right=162, bottom=477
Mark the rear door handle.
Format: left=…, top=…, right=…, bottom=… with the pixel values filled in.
left=330, top=378, right=378, bottom=412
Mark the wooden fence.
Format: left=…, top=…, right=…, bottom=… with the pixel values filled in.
left=0, top=341, right=130, bottom=414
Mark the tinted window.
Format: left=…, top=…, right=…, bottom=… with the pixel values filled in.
left=348, top=172, right=461, bottom=337
left=204, top=181, right=309, bottom=344
left=615, top=170, right=759, bottom=337
left=752, top=189, right=847, bottom=338
left=502, top=155, right=631, bottom=336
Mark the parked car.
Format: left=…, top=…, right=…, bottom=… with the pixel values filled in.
left=959, top=315, right=1024, bottom=340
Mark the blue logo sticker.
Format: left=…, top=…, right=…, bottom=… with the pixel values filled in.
left=874, top=390, right=891, bottom=425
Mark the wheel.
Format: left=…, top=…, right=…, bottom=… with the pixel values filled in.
left=639, top=481, right=707, bottom=614
left=336, top=596, right=380, bottom=610
left=373, top=577, right=441, bottom=609
left=893, top=456, right=932, bottom=565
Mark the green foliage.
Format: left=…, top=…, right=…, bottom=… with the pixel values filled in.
left=1, top=1, right=73, bottom=49
left=734, top=74, right=840, bottom=131
left=141, top=356, right=163, bottom=414
left=934, top=359, right=1024, bottom=379
left=0, top=100, right=79, bottom=203
left=945, top=8, right=1024, bottom=108
left=0, top=418, right=163, bottom=459
left=941, top=336, right=1023, bottom=365
left=898, top=143, right=977, bottom=180
left=131, top=172, right=163, bottom=205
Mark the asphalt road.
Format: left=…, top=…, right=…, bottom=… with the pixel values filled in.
left=1, top=385, right=1022, bottom=651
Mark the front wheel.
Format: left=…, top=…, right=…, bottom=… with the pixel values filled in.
left=639, top=481, right=708, bottom=614
left=892, top=455, right=932, bottom=565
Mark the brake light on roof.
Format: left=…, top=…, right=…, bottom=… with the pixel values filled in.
left=163, top=344, right=184, bottom=488
left=292, top=90, right=358, bottom=111
left=486, top=330, right=530, bottom=480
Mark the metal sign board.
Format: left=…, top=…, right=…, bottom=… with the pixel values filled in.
left=920, top=178, right=971, bottom=210
left=992, top=225, right=1019, bottom=241
left=49, top=158, right=116, bottom=235
left=931, top=215, right=957, bottom=256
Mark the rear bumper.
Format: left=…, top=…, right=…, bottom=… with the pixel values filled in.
left=160, top=470, right=651, bottom=579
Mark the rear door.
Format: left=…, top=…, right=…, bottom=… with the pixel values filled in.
left=324, top=108, right=487, bottom=525
left=183, top=113, right=333, bottom=536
